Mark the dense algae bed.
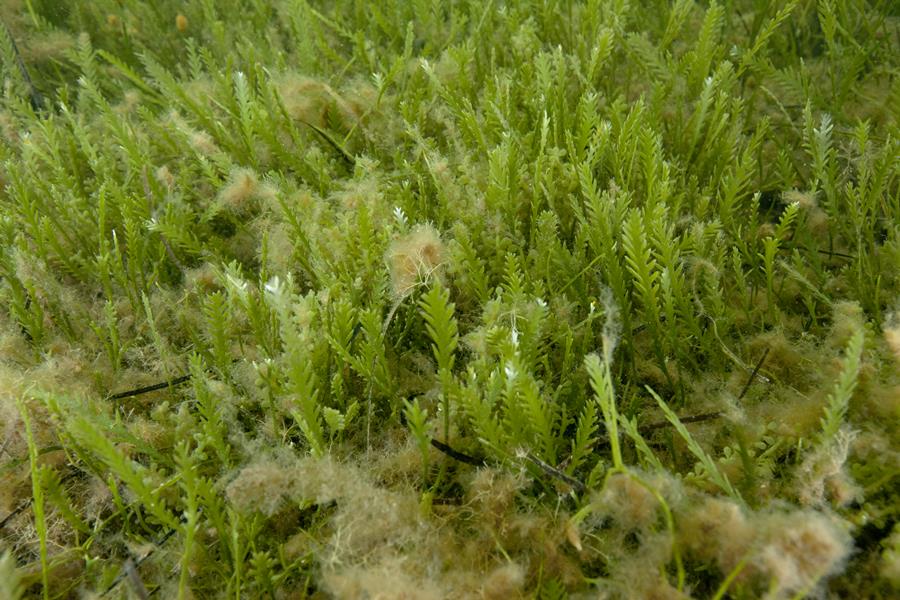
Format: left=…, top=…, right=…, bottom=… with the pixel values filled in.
left=0, top=0, right=898, bottom=598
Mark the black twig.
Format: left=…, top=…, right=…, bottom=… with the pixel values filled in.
left=103, top=527, right=177, bottom=596
left=640, top=411, right=724, bottom=432
left=429, top=438, right=486, bottom=466
left=521, top=451, right=587, bottom=494
left=398, top=401, right=486, bottom=466
left=0, top=466, right=80, bottom=529
left=123, top=558, right=150, bottom=600
left=108, top=374, right=192, bottom=400
left=0, top=434, right=12, bottom=458
left=738, top=347, right=771, bottom=400
left=789, top=245, right=855, bottom=260
left=563, top=410, right=726, bottom=469
left=2, top=21, right=45, bottom=111
left=0, top=499, right=30, bottom=529
left=300, top=120, right=355, bottom=166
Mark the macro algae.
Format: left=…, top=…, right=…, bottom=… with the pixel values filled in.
left=1, top=0, right=898, bottom=598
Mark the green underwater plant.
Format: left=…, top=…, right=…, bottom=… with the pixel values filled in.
left=0, top=0, right=898, bottom=597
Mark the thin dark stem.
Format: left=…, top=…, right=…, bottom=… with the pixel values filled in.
left=738, top=347, right=771, bottom=400
left=300, top=120, right=355, bottom=166
left=2, top=21, right=45, bottom=111
left=103, top=528, right=177, bottom=596
left=108, top=374, right=192, bottom=400
left=429, top=437, right=485, bottom=466
left=522, top=451, right=587, bottom=494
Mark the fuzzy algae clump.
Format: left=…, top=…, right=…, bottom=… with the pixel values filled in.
left=0, top=0, right=898, bottom=598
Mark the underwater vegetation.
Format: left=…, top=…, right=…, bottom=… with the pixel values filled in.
left=0, top=0, right=898, bottom=597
